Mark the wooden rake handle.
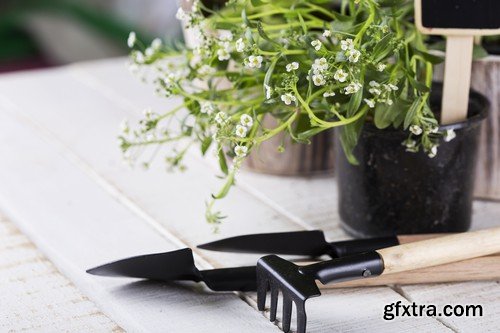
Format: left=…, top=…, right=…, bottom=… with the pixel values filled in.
left=377, top=227, right=500, bottom=274
left=300, top=232, right=500, bottom=289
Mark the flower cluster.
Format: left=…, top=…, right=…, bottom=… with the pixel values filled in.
left=121, top=0, right=444, bottom=226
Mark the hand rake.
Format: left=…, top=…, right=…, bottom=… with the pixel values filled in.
left=256, top=227, right=500, bottom=333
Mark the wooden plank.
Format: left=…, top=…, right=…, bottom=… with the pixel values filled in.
left=471, top=57, right=500, bottom=200
left=0, top=59, right=454, bottom=332
left=0, top=104, right=277, bottom=333
left=0, top=214, right=122, bottom=332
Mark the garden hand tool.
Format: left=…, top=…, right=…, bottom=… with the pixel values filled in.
left=256, top=227, right=500, bottom=333
left=87, top=248, right=256, bottom=291
left=197, top=230, right=455, bottom=258
left=198, top=230, right=400, bottom=257
left=87, top=244, right=500, bottom=291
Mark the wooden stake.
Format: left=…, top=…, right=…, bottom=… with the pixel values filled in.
left=441, top=36, right=474, bottom=124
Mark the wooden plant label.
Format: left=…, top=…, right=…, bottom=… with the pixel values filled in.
left=415, top=0, right=500, bottom=124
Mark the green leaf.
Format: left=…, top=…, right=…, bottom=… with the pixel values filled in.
left=473, top=44, right=489, bottom=60
left=346, top=89, right=363, bottom=117
left=297, top=13, right=307, bottom=35
left=378, top=0, right=404, bottom=7
left=373, top=103, right=393, bottom=129
left=374, top=99, right=412, bottom=129
left=264, top=57, right=278, bottom=94
left=403, top=97, right=422, bottom=129
left=241, top=8, right=250, bottom=27
left=250, top=0, right=267, bottom=6
left=218, top=147, right=228, bottom=175
left=201, top=137, right=212, bottom=155
left=297, top=127, right=327, bottom=142
left=414, top=49, right=444, bottom=64
left=257, top=22, right=277, bottom=45
left=339, top=116, right=365, bottom=165
left=372, top=34, right=393, bottom=63
left=407, top=74, right=430, bottom=92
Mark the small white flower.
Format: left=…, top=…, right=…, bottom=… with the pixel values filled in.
left=428, top=145, right=438, bottom=158
left=134, top=51, right=145, bottom=63
left=444, top=129, right=456, bottom=142
left=344, top=82, right=362, bottom=94
left=333, top=69, right=348, bottom=82
left=312, top=74, right=326, bottom=86
left=219, top=31, right=233, bottom=41
left=217, top=48, right=231, bottom=61
left=405, top=139, right=417, bottom=151
left=120, top=120, right=130, bottom=133
left=240, top=114, right=253, bottom=127
left=369, top=81, right=380, bottom=87
left=281, top=93, right=296, bottom=105
left=235, top=125, right=248, bottom=138
left=286, top=62, right=299, bottom=72
left=152, top=38, right=162, bottom=50
left=245, top=55, right=263, bottom=69
left=312, top=58, right=328, bottom=73
left=235, top=38, right=245, bottom=52
left=429, top=126, right=439, bottom=133
left=323, top=91, right=336, bottom=98
left=234, top=145, right=248, bottom=157
left=200, top=102, right=215, bottom=115
left=145, top=47, right=154, bottom=57
left=215, top=111, right=227, bottom=124
left=376, top=63, right=387, bottom=72
left=364, top=99, right=375, bottom=108
left=311, top=39, right=322, bottom=51
left=347, top=49, right=361, bottom=63
left=386, top=99, right=394, bottom=106
left=388, top=83, right=399, bottom=91
left=369, top=88, right=382, bottom=96
left=176, top=8, right=186, bottom=20
left=198, top=64, right=215, bottom=77
left=264, top=84, right=273, bottom=99
left=217, top=41, right=232, bottom=61
left=323, top=30, right=332, bottom=37
left=127, top=32, right=136, bottom=48
left=340, top=38, right=354, bottom=51
left=410, top=125, right=423, bottom=135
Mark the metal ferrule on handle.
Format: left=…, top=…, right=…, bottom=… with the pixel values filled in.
left=329, top=236, right=399, bottom=257
left=299, top=252, right=384, bottom=285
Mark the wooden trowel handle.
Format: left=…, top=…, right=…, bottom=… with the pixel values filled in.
left=377, top=227, right=500, bottom=275
left=397, top=233, right=447, bottom=244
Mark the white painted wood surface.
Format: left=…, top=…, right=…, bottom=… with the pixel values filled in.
left=0, top=58, right=498, bottom=332
left=0, top=214, right=122, bottom=332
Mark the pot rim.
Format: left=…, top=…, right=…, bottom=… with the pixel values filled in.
left=364, top=83, right=489, bottom=133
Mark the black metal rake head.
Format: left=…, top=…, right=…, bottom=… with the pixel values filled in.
left=257, top=255, right=321, bottom=333
left=257, top=251, right=385, bottom=333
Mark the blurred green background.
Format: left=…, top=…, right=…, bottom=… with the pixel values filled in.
left=0, top=0, right=181, bottom=73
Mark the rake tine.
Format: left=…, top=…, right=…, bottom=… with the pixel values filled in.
left=296, top=301, right=307, bottom=333
left=257, top=273, right=268, bottom=311
left=282, top=295, right=293, bottom=333
left=269, top=284, right=279, bottom=322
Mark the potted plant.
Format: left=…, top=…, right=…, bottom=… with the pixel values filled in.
left=180, top=0, right=336, bottom=176
left=120, top=0, right=488, bottom=234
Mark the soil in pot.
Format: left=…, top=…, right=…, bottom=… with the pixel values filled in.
left=335, top=84, right=489, bottom=237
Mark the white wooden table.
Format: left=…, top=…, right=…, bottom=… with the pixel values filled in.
left=0, top=58, right=499, bottom=332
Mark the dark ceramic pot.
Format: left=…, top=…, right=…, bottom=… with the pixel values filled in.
left=335, top=84, right=489, bottom=237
